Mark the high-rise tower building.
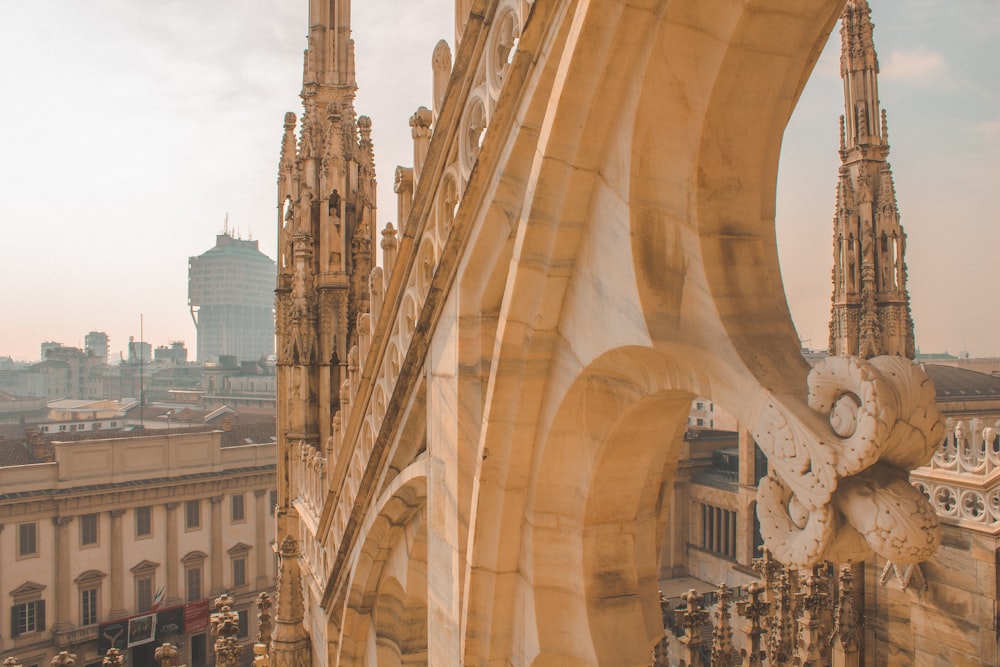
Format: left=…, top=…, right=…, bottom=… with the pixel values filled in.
left=188, top=231, right=276, bottom=362
left=828, top=0, right=914, bottom=359
left=84, top=331, right=109, bottom=363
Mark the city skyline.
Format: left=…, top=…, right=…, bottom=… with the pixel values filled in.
left=0, top=1, right=996, bottom=362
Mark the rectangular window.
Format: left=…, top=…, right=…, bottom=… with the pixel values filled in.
left=231, top=494, right=245, bottom=523
left=18, top=522, right=37, bottom=557
left=135, top=507, right=152, bottom=538
left=237, top=609, right=248, bottom=638
left=80, top=513, right=99, bottom=546
left=80, top=588, right=98, bottom=626
left=186, top=568, right=202, bottom=602
left=232, top=557, right=247, bottom=588
left=185, top=500, right=201, bottom=530
left=136, top=577, right=153, bottom=612
left=699, top=503, right=737, bottom=560
left=11, top=600, right=45, bottom=636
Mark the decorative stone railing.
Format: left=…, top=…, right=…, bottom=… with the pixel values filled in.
left=54, top=624, right=99, bottom=648
left=315, top=0, right=531, bottom=569
left=911, top=416, right=1000, bottom=533
left=296, top=441, right=327, bottom=520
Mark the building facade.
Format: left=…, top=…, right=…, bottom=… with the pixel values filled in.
left=271, top=0, right=948, bottom=665
left=0, top=430, right=276, bottom=667
left=189, top=232, right=276, bottom=363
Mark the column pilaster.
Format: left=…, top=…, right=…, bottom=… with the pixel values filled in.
left=254, top=490, right=269, bottom=589
left=210, top=495, right=224, bottom=595
left=52, top=516, right=74, bottom=631
left=109, top=509, right=127, bottom=618
left=165, top=502, right=180, bottom=605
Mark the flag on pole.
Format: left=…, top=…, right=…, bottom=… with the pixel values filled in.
left=152, top=587, right=165, bottom=611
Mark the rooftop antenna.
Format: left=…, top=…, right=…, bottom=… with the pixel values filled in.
left=139, top=313, right=144, bottom=430
left=224, top=212, right=230, bottom=236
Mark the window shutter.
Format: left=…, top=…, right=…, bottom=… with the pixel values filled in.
left=37, top=600, right=46, bottom=632
left=10, top=605, right=19, bottom=638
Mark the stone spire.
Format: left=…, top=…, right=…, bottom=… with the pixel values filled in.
left=303, top=0, right=356, bottom=91
left=828, top=0, right=914, bottom=359
left=273, top=0, right=376, bottom=664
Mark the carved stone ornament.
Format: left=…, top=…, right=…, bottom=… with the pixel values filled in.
left=754, top=355, right=943, bottom=567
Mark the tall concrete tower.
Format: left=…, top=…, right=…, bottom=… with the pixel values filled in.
left=188, top=231, right=276, bottom=362
left=828, top=0, right=914, bottom=359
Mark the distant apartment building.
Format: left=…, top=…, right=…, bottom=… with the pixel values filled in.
left=188, top=232, right=276, bottom=363
left=26, top=345, right=106, bottom=401
left=83, top=333, right=109, bottom=364
left=126, top=340, right=152, bottom=366
left=154, top=342, right=188, bottom=364
left=0, top=428, right=276, bottom=667
left=203, top=357, right=276, bottom=413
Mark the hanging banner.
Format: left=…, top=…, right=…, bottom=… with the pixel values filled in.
left=98, top=619, right=129, bottom=654
left=155, top=605, right=185, bottom=638
left=184, top=598, right=211, bottom=634
left=127, top=613, right=156, bottom=647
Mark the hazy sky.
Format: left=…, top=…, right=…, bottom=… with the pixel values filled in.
left=0, top=1, right=996, bottom=363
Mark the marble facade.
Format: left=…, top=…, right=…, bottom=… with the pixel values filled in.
left=273, top=0, right=948, bottom=665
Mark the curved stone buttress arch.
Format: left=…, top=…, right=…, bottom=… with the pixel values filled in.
left=450, top=0, right=936, bottom=664
left=334, top=461, right=429, bottom=666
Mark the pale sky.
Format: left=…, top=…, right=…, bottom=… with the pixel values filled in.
left=0, top=1, right=996, bottom=363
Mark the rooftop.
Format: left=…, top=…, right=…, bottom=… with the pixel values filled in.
left=924, top=364, right=1000, bottom=401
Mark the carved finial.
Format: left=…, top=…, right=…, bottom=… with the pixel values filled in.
left=831, top=566, right=862, bottom=652
left=101, top=649, right=123, bottom=667
left=710, top=583, right=740, bottom=667
left=155, top=643, right=179, bottom=667
left=3, top=658, right=23, bottom=667
left=737, top=581, right=770, bottom=667
left=283, top=112, right=296, bottom=130
left=675, top=589, right=709, bottom=665
left=768, top=568, right=795, bottom=663
left=214, top=593, right=235, bottom=613
left=409, top=106, right=433, bottom=132
left=256, top=591, right=273, bottom=645
left=49, top=653, right=76, bottom=667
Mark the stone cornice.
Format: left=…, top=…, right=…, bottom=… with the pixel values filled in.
left=0, top=466, right=275, bottom=520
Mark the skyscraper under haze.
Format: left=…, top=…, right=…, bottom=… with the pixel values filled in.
left=188, top=231, right=276, bottom=362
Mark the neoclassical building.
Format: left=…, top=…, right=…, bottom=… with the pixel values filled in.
left=0, top=429, right=276, bottom=667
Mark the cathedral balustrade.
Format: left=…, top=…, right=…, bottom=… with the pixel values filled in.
left=910, top=416, right=1000, bottom=533
left=294, top=441, right=327, bottom=521
left=318, top=0, right=531, bottom=559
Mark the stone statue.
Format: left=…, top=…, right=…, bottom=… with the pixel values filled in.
left=328, top=189, right=341, bottom=218
left=101, top=650, right=123, bottom=667
left=257, top=591, right=274, bottom=645
left=49, top=653, right=76, bottom=667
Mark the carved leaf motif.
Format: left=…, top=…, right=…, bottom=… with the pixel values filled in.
left=754, top=356, right=944, bottom=567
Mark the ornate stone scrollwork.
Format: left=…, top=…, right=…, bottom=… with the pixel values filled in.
left=754, top=355, right=943, bottom=567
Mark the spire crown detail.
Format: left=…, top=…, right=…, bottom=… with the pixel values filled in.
left=828, top=0, right=914, bottom=360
